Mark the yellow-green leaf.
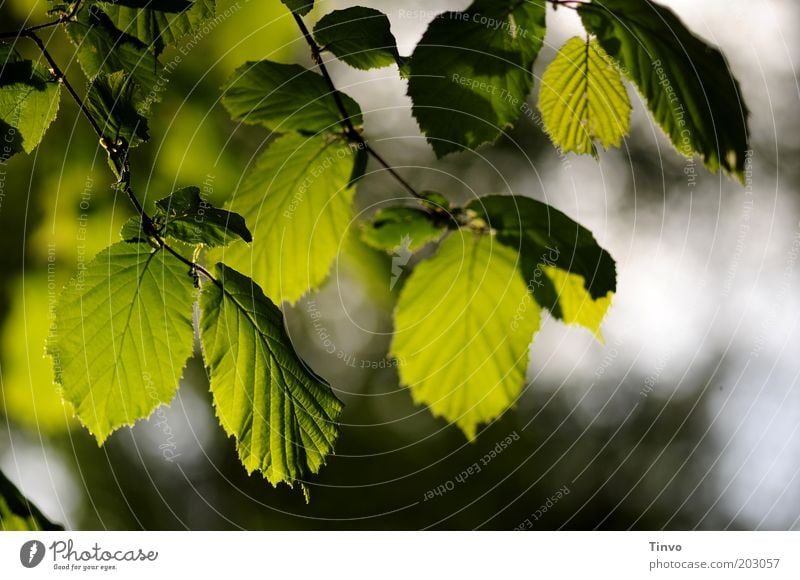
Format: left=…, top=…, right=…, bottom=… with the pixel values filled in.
left=538, top=36, right=631, bottom=156
left=544, top=266, right=613, bottom=340
left=219, top=133, right=356, bottom=304
left=391, top=232, right=540, bottom=438
left=199, top=264, right=342, bottom=498
left=47, top=242, right=195, bottom=443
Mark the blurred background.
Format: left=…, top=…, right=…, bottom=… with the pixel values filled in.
left=0, top=0, right=798, bottom=530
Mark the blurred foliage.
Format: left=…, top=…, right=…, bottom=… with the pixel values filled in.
left=0, top=0, right=791, bottom=531
left=0, top=469, right=61, bottom=530
left=1, top=275, right=74, bottom=434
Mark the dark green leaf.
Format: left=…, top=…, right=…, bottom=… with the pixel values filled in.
left=199, top=264, right=342, bottom=499
left=361, top=207, right=446, bottom=252
left=0, top=119, right=23, bottom=160
left=281, top=0, right=313, bottom=17
left=222, top=60, right=362, bottom=134
left=155, top=186, right=252, bottom=246
left=314, top=7, right=401, bottom=70
left=579, top=0, right=750, bottom=179
left=66, top=5, right=160, bottom=97
left=85, top=71, right=149, bottom=147
left=0, top=42, right=61, bottom=155
left=0, top=470, right=61, bottom=531
left=100, top=0, right=215, bottom=56
left=120, top=215, right=148, bottom=242
left=407, top=0, right=546, bottom=157
left=467, top=194, right=616, bottom=300
left=0, top=42, right=35, bottom=85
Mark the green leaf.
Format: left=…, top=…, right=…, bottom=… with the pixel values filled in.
left=67, top=5, right=160, bottom=97
left=0, top=470, right=61, bottom=531
left=0, top=119, right=23, bottom=159
left=407, top=0, right=546, bottom=157
left=314, top=7, right=401, bottom=70
left=47, top=242, right=195, bottom=443
left=391, top=231, right=540, bottom=438
left=419, top=190, right=451, bottom=212
left=120, top=215, right=148, bottom=242
left=361, top=207, right=446, bottom=253
left=538, top=36, right=631, bottom=156
left=155, top=186, right=251, bottom=247
left=281, top=0, right=313, bottom=17
left=100, top=0, right=215, bottom=56
left=85, top=71, right=149, bottom=147
left=199, top=264, right=342, bottom=497
left=222, top=60, right=362, bottom=134
left=579, top=0, right=750, bottom=179
left=220, top=133, right=356, bottom=304
left=0, top=43, right=61, bottom=155
left=543, top=265, right=612, bottom=339
left=467, top=194, right=616, bottom=300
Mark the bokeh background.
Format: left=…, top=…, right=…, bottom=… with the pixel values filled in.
left=1, top=0, right=798, bottom=530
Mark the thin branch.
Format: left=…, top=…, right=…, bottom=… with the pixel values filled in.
left=13, top=24, right=219, bottom=287
left=292, top=14, right=357, bottom=139
left=0, top=0, right=82, bottom=40
left=158, top=235, right=220, bottom=287
left=291, top=12, right=430, bottom=205
left=23, top=31, right=107, bottom=142
left=360, top=143, right=426, bottom=202
left=113, top=155, right=221, bottom=287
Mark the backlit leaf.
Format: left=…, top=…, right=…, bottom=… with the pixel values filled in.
left=47, top=242, right=195, bottom=442
left=538, top=36, right=631, bottom=156
left=0, top=42, right=61, bottom=155
left=199, top=264, right=342, bottom=498
left=220, top=133, right=356, bottom=304
left=543, top=266, right=613, bottom=339
left=391, top=232, right=539, bottom=438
